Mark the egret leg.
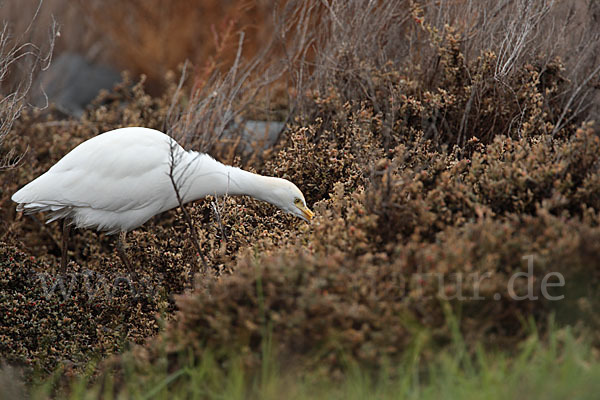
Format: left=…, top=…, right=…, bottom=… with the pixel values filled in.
left=61, top=219, right=70, bottom=272
left=117, top=231, right=133, bottom=272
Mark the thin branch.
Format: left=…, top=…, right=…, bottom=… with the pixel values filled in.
left=552, top=62, right=600, bottom=136
left=167, top=139, right=209, bottom=271
left=0, top=0, right=57, bottom=169
left=210, top=199, right=228, bottom=249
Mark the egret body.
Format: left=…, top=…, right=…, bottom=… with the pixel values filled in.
left=12, top=127, right=313, bottom=269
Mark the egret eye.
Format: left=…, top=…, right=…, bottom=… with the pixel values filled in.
left=294, top=198, right=301, bottom=205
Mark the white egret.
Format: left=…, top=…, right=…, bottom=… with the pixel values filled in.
left=12, top=127, right=314, bottom=270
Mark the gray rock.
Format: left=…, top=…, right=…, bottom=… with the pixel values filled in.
left=241, top=120, right=285, bottom=149
left=223, top=120, right=286, bottom=152
left=32, top=52, right=121, bottom=117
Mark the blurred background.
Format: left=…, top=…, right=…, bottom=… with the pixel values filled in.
left=1, top=0, right=281, bottom=116
left=2, top=0, right=599, bottom=122
left=5, top=0, right=276, bottom=84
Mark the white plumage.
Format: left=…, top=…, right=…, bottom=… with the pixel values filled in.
left=12, top=127, right=313, bottom=268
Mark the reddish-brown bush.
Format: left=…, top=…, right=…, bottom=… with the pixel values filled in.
left=2, top=0, right=600, bottom=380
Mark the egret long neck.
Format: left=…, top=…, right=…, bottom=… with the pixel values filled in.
left=178, top=153, right=272, bottom=203
left=214, top=165, right=271, bottom=199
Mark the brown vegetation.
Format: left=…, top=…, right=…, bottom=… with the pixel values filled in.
left=1, top=0, right=600, bottom=381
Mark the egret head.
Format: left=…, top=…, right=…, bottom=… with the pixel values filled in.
left=265, top=178, right=314, bottom=221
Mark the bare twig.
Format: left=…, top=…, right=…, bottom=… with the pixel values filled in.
left=167, top=138, right=209, bottom=271
left=163, top=59, right=189, bottom=133
left=0, top=0, right=57, bottom=169
left=551, top=62, right=600, bottom=136
left=494, top=0, right=554, bottom=80
left=210, top=199, right=228, bottom=248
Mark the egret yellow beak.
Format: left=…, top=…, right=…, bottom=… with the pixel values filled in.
left=298, top=204, right=314, bottom=221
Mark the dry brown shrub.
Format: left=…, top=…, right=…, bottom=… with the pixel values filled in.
left=289, top=0, right=599, bottom=146
left=141, top=199, right=600, bottom=374
left=2, top=0, right=600, bottom=381
left=148, top=19, right=600, bottom=370
left=0, top=244, right=168, bottom=373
